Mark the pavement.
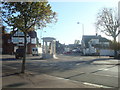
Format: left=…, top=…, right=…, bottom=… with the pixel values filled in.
left=92, top=59, right=119, bottom=65
left=2, top=66, right=99, bottom=88
left=1, top=54, right=120, bottom=88
left=90, top=56, right=120, bottom=65
left=2, top=71, right=99, bottom=88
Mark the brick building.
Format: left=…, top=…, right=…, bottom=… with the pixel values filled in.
left=2, top=26, right=37, bottom=54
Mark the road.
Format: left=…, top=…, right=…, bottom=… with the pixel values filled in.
left=2, top=54, right=119, bottom=88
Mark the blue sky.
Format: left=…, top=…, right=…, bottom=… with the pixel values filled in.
left=37, top=1, right=118, bottom=45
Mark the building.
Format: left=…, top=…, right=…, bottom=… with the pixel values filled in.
left=2, top=27, right=37, bottom=54
left=11, top=30, right=37, bottom=54
left=56, top=41, right=64, bottom=54
left=63, top=44, right=81, bottom=53
left=0, top=26, right=3, bottom=54
left=2, top=26, right=13, bottom=54
left=81, top=35, right=111, bottom=56
left=42, top=37, right=57, bottom=59
left=2, top=33, right=13, bottom=54
left=118, top=1, right=120, bottom=42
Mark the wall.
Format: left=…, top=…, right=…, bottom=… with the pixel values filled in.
left=100, top=49, right=114, bottom=56
left=27, top=44, right=36, bottom=54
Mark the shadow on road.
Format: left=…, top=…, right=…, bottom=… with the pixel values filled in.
left=4, top=82, right=27, bottom=88
left=1, top=58, right=16, bottom=61
left=2, top=72, right=21, bottom=77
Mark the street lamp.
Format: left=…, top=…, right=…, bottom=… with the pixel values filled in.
left=40, top=30, right=46, bottom=39
left=40, top=29, right=46, bottom=45
left=77, top=22, right=84, bottom=36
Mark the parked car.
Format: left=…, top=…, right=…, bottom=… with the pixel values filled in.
left=63, top=51, right=72, bottom=54
left=72, top=49, right=81, bottom=53
left=15, top=48, right=24, bottom=59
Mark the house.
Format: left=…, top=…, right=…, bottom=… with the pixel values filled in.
left=2, top=26, right=38, bottom=54
left=11, top=30, right=37, bottom=54
left=81, top=35, right=112, bottom=56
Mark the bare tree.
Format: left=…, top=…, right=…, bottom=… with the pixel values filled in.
left=95, top=8, right=120, bottom=57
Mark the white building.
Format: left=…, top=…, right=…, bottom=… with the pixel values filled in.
left=81, top=35, right=112, bottom=56
left=42, top=37, right=57, bottom=59
left=118, top=1, right=120, bottom=42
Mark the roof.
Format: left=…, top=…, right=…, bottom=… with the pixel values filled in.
left=99, top=37, right=110, bottom=42
left=42, top=37, right=56, bottom=42
left=28, top=31, right=37, bottom=38
left=11, top=31, right=37, bottom=38
left=82, top=35, right=110, bottom=48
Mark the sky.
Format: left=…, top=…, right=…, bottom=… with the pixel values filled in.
left=36, top=1, right=119, bottom=45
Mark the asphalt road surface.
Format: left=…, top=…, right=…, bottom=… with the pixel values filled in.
left=2, top=54, right=119, bottom=88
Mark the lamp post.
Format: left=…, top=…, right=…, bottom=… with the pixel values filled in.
left=40, top=30, right=46, bottom=39
left=77, top=22, right=84, bottom=36
left=77, top=22, right=85, bottom=55
left=40, top=29, right=46, bottom=44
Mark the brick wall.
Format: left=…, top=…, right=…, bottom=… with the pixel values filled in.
left=27, top=43, right=36, bottom=54
left=2, top=34, right=14, bottom=54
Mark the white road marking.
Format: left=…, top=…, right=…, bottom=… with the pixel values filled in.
left=98, top=68, right=105, bottom=70
left=46, top=75, right=111, bottom=88
left=76, top=64, right=80, bottom=65
left=104, top=69, right=109, bottom=71
left=98, top=68, right=109, bottom=71
left=93, top=73, right=118, bottom=78
left=83, top=82, right=112, bottom=88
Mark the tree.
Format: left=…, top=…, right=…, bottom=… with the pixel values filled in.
left=109, top=41, right=120, bottom=51
left=2, top=1, right=57, bottom=73
left=74, top=40, right=80, bottom=45
left=95, top=8, right=120, bottom=57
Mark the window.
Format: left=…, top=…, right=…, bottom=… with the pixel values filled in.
left=31, top=38, right=36, bottom=44
left=19, top=38, right=24, bottom=43
left=14, top=31, right=24, bottom=36
left=12, top=37, right=31, bottom=44
left=27, top=37, right=30, bottom=43
left=13, top=31, right=29, bottom=36
left=18, top=32, right=24, bottom=36
left=8, top=39, right=11, bottom=43
left=12, top=37, right=19, bottom=43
